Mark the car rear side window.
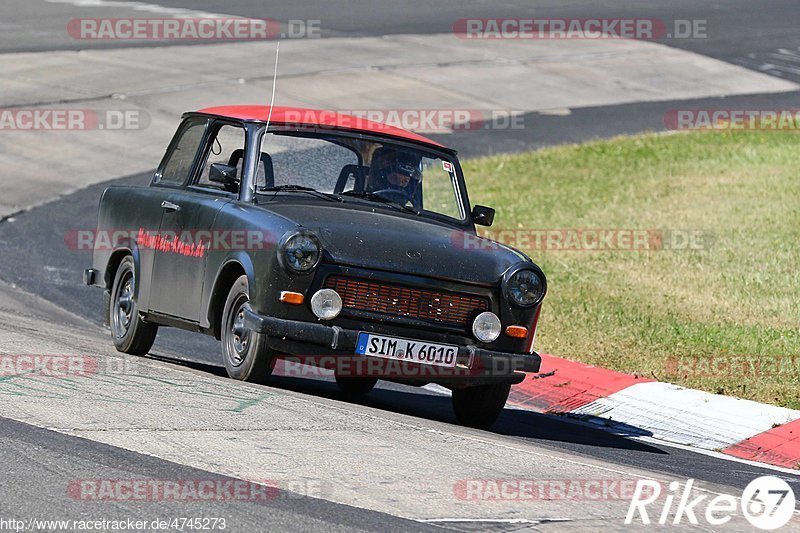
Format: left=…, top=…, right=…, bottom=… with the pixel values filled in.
left=197, top=124, right=246, bottom=188
left=157, top=120, right=206, bottom=184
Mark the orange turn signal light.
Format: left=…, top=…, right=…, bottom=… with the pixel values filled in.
left=279, top=291, right=305, bottom=305
left=505, top=325, right=528, bottom=338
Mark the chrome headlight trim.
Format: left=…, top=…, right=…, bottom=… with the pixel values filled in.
left=503, top=263, right=547, bottom=308
left=277, top=230, right=322, bottom=274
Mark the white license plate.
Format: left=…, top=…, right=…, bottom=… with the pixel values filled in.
left=355, top=332, right=458, bottom=368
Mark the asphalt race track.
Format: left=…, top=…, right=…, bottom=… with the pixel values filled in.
left=5, top=0, right=800, bottom=77
left=0, top=416, right=436, bottom=532
left=2, top=0, right=800, bottom=530
left=0, top=172, right=798, bottom=524
left=4, top=0, right=800, bottom=156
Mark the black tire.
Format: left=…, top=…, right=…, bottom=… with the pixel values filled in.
left=335, top=375, right=378, bottom=399
left=451, top=383, right=511, bottom=429
left=221, top=275, right=275, bottom=383
left=109, top=256, right=158, bottom=355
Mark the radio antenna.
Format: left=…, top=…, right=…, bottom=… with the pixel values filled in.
left=265, top=41, right=280, bottom=131
left=254, top=41, right=280, bottom=200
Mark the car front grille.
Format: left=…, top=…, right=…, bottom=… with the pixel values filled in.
left=324, top=275, right=489, bottom=328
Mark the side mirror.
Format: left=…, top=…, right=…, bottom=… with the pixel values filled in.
left=471, top=205, right=495, bottom=227
left=209, top=163, right=239, bottom=192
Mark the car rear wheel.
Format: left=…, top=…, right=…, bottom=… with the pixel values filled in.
left=221, top=275, right=275, bottom=384
left=110, top=256, right=158, bottom=355
left=335, top=375, right=378, bottom=398
left=451, top=383, right=511, bottom=429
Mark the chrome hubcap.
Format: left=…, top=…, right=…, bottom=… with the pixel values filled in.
left=113, top=273, right=134, bottom=339
left=228, top=300, right=251, bottom=366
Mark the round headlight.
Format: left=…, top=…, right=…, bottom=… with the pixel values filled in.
left=280, top=232, right=321, bottom=273
left=506, top=269, right=544, bottom=307
left=473, top=311, right=501, bottom=342
left=310, top=289, right=342, bottom=320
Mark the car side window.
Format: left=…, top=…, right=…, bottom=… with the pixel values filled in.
left=157, top=121, right=207, bottom=184
left=264, top=135, right=358, bottom=193
left=197, top=124, right=246, bottom=188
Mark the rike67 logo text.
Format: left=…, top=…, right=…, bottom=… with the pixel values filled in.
left=627, top=476, right=796, bottom=530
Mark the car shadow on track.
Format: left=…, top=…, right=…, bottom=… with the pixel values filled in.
left=142, top=348, right=665, bottom=455
left=225, top=363, right=668, bottom=456
left=277, top=378, right=668, bottom=456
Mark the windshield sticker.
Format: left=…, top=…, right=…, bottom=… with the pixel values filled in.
left=442, top=161, right=454, bottom=173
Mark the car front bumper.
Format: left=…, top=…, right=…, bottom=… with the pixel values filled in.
left=243, top=309, right=541, bottom=385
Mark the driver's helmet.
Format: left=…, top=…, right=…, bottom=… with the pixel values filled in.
left=371, top=148, right=423, bottom=193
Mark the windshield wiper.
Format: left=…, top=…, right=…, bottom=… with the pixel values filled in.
left=340, top=191, right=421, bottom=215
left=259, top=185, right=343, bottom=203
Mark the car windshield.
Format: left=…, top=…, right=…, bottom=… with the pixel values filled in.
left=253, top=130, right=466, bottom=221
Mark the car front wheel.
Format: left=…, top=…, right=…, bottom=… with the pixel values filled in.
left=451, top=383, right=511, bottom=429
left=221, top=275, right=275, bottom=384
left=109, top=256, right=158, bottom=355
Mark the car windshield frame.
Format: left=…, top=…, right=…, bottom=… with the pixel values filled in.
left=248, top=124, right=474, bottom=228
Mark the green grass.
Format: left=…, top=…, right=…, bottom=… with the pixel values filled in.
left=462, top=130, right=800, bottom=408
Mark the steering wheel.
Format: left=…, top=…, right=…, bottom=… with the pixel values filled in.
left=373, top=188, right=413, bottom=206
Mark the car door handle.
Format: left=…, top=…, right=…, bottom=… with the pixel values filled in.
left=161, top=201, right=181, bottom=212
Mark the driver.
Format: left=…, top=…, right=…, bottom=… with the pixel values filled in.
left=369, top=148, right=423, bottom=206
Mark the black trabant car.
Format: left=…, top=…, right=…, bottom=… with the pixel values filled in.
left=85, top=105, right=546, bottom=428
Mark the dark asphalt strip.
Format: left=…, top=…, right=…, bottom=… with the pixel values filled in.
left=428, top=90, right=800, bottom=158
left=9, top=0, right=800, bottom=88
left=0, top=415, right=443, bottom=532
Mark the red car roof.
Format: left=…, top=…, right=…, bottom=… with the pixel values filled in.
left=196, top=105, right=448, bottom=150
